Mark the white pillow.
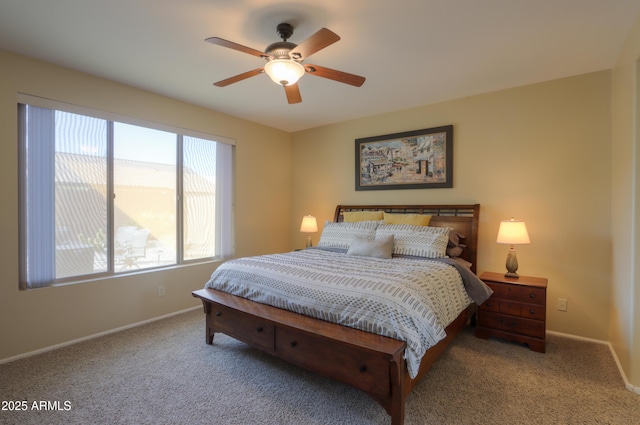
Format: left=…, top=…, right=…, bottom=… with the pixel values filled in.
left=376, top=224, right=451, bottom=258
left=347, top=234, right=394, bottom=259
left=318, top=220, right=380, bottom=250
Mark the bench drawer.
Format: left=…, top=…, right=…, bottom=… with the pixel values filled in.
left=208, top=303, right=275, bottom=351
left=275, top=326, right=390, bottom=399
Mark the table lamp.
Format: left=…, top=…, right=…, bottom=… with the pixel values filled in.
left=299, top=215, right=318, bottom=248
left=496, top=218, right=530, bottom=278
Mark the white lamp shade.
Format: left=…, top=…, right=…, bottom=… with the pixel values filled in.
left=264, top=59, right=305, bottom=86
left=496, top=219, right=530, bottom=245
left=300, top=215, right=318, bottom=233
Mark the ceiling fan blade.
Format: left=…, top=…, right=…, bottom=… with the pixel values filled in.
left=205, top=37, right=270, bottom=59
left=284, top=83, right=302, bottom=104
left=214, top=68, right=263, bottom=87
left=289, top=28, right=340, bottom=60
left=304, top=64, right=366, bottom=87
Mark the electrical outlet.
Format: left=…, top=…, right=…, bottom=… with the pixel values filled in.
left=557, top=298, right=567, bottom=312
left=157, top=286, right=165, bottom=297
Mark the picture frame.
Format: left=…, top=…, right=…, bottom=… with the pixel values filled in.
left=355, top=125, right=453, bottom=191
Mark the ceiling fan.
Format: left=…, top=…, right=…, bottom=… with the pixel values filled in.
left=205, top=23, right=366, bottom=104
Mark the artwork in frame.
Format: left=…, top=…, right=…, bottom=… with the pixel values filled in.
left=355, top=125, right=453, bottom=191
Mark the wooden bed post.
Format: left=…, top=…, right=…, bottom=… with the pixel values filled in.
left=389, top=358, right=406, bottom=425
left=201, top=299, right=215, bottom=345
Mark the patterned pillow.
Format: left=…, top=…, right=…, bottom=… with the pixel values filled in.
left=376, top=224, right=451, bottom=258
left=318, top=220, right=380, bottom=249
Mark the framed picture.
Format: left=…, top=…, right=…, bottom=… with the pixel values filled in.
left=355, top=125, right=453, bottom=191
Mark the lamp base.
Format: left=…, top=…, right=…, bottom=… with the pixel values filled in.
left=504, top=247, right=519, bottom=278
left=305, top=235, right=312, bottom=248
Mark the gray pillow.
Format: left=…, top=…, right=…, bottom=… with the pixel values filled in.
left=346, top=234, right=394, bottom=259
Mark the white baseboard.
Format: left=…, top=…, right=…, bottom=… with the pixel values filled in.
left=546, top=330, right=640, bottom=395
left=0, top=306, right=200, bottom=365
left=626, top=383, right=640, bottom=395
left=546, top=329, right=609, bottom=344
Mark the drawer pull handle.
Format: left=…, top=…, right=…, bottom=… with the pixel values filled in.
left=529, top=309, right=536, bottom=315
left=256, top=327, right=264, bottom=333
left=529, top=293, right=536, bottom=299
left=290, top=341, right=297, bottom=348
left=215, top=312, right=222, bottom=317
left=360, top=365, right=367, bottom=373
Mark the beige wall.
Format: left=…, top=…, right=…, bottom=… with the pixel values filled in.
left=611, top=14, right=640, bottom=390
left=2, top=40, right=637, bottom=392
left=0, top=51, right=292, bottom=361
left=291, top=71, right=613, bottom=342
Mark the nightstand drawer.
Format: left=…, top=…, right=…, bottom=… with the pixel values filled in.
left=496, top=284, right=545, bottom=305
left=479, top=298, right=500, bottom=312
left=484, top=282, right=501, bottom=294
left=479, top=299, right=545, bottom=321
left=520, top=303, right=545, bottom=320
left=499, top=300, right=521, bottom=316
left=478, top=311, right=545, bottom=339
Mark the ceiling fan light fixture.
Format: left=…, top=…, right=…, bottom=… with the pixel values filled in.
left=264, top=59, right=305, bottom=86
left=207, top=25, right=365, bottom=102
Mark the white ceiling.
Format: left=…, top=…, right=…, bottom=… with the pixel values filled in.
left=1, top=0, right=639, bottom=132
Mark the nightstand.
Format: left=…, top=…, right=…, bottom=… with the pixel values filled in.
left=475, top=271, right=547, bottom=353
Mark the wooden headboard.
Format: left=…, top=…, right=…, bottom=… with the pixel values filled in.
left=334, top=204, right=480, bottom=273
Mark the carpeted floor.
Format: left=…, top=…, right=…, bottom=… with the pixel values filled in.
left=1, top=309, right=638, bottom=425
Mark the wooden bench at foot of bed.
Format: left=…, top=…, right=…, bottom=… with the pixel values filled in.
left=193, top=287, right=472, bottom=425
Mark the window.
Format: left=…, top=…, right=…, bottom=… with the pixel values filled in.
left=18, top=96, right=234, bottom=289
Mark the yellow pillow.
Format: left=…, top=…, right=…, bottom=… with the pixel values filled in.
left=383, top=212, right=432, bottom=226
left=343, top=210, right=384, bottom=222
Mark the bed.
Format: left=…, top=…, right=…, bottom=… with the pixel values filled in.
left=192, top=204, right=485, bottom=425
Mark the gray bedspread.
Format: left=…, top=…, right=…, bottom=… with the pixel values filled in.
left=204, top=248, right=491, bottom=378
